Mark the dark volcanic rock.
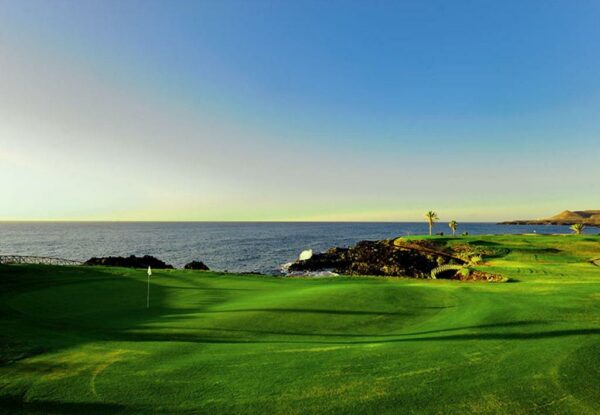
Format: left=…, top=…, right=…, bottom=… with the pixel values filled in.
left=288, top=240, right=461, bottom=278
left=184, top=260, right=210, bottom=271
left=84, top=255, right=173, bottom=269
left=288, top=247, right=350, bottom=272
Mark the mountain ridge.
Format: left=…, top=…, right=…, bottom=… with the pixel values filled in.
left=500, top=210, right=600, bottom=227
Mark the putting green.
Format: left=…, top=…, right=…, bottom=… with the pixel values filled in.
left=1, top=235, right=599, bottom=414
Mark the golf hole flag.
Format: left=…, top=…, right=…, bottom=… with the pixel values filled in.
left=147, top=266, right=152, bottom=308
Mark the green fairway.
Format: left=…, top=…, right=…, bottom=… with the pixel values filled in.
left=1, top=235, right=599, bottom=414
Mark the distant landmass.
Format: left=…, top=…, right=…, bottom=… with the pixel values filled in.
left=500, top=210, right=600, bottom=227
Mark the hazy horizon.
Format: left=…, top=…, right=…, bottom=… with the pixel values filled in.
left=1, top=1, right=599, bottom=221
left=0, top=219, right=540, bottom=223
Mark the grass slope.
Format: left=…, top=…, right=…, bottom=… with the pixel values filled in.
left=1, top=235, right=599, bottom=414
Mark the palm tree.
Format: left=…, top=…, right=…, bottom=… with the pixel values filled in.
left=424, top=211, right=439, bottom=236
left=449, top=220, right=458, bottom=236
left=570, top=223, right=585, bottom=235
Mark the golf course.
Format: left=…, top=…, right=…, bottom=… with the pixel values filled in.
left=1, top=234, right=599, bottom=414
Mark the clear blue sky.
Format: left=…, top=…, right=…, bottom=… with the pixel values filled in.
left=1, top=1, right=599, bottom=221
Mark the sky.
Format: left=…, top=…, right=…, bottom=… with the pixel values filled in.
left=1, top=0, right=599, bottom=222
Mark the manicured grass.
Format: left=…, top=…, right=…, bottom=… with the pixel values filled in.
left=1, top=235, right=599, bottom=414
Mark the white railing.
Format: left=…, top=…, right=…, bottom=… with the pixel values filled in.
left=0, top=255, right=83, bottom=266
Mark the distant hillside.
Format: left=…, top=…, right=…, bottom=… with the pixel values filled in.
left=500, top=210, right=600, bottom=227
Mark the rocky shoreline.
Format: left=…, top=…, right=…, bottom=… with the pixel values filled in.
left=286, top=238, right=506, bottom=282
left=4, top=240, right=506, bottom=281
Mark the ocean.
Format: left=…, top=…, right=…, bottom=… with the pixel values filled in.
left=0, top=222, right=591, bottom=274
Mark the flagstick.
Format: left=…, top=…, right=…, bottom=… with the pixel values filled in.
left=147, top=266, right=152, bottom=309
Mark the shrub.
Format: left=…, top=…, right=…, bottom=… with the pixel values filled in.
left=469, top=255, right=483, bottom=265
left=459, top=267, right=471, bottom=278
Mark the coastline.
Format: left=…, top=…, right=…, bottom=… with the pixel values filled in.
left=499, top=220, right=600, bottom=227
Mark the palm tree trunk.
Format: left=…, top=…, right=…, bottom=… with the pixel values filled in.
left=428, top=222, right=432, bottom=236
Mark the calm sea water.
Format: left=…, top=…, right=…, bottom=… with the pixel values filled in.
left=0, top=222, right=591, bottom=274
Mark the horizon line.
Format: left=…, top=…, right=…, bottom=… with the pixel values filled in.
left=0, top=219, right=518, bottom=224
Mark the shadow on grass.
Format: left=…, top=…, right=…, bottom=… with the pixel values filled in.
left=111, top=315, right=599, bottom=345
left=0, top=270, right=214, bottom=358
left=136, top=319, right=549, bottom=340
left=0, top=395, right=125, bottom=415
left=0, top=395, right=205, bottom=415
left=195, top=307, right=417, bottom=316
left=514, top=247, right=562, bottom=254
left=159, top=284, right=255, bottom=291
left=0, top=264, right=237, bottom=412
left=113, top=327, right=600, bottom=346
left=468, top=240, right=502, bottom=247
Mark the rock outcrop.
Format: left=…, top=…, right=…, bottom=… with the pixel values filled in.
left=84, top=255, right=173, bottom=269
left=184, top=260, right=210, bottom=270
left=288, top=239, right=464, bottom=278
left=287, top=238, right=508, bottom=281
